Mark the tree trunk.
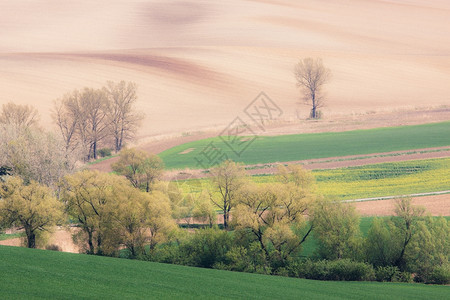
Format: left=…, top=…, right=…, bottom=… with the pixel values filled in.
left=26, top=227, right=36, bottom=248
left=223, top=209, right=228, bottom=229
left=93, top=141, right=97, bottom=159
left=311, top=92, right=317, bottom=119
left=115, top=136, right=120, bottom=153
left=96, top=234, right=102, bottom=255
left=87, top=230, right=95, bottom=254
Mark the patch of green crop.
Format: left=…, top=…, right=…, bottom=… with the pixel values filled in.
left=160, top=122, right=450, bottom=170
left=253, top=158, right=450, bottom=200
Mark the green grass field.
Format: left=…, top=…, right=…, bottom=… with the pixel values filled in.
left=159, top=122, right=450, bottom=169
left=1, top=246, right=448, bottom=299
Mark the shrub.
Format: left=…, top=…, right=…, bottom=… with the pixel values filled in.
left=428, top=265, right=450, bottom=285
left=218, top=244, right=269, bottom=274
left=288, top=259, right=375, bottom=281
left=98, top=148, right=112, bottom=158
left=309, top=109, right=322, bottom=119
left=143, top=243, right=181, bottom=264
left=178, top=228, right=233, bottom=268
left=375, top=266, right=411, bottom=282
left=45, top=244, right=61, bottom=251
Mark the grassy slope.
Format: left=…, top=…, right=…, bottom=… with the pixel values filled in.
left=159, top=122, right=450, bottom=169
left=1, top=246, right=448, bottom=299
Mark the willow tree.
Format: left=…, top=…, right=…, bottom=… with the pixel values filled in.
left=0, top=177, right=63, bottom=248
left=234, top=180, right=315, bottom=266
left=209, top=160, right=248, bottom=229
left=60, top=170, right=174, bottom=257
left=112, top=148, right=164, bottom=192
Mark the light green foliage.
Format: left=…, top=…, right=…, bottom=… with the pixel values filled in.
left=209, top=160, right=248, bottom=229
left=192, top=191, right=217, bottom=228
left=312, top=199, right=362, bottom=260
left=0, top=177, right=63, bottom=248
left=60, top=170, right=175, bottom=257
left=365, top=217, right=398, bottom=267
left=178, top=227, right=233, bottom=268
left=112, top=148, right=164, bottom=192
left=409, top=216, right=449, bottom=283
left=233, top=166, right=316, bottom=269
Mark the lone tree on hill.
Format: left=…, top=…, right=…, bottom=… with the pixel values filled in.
left=294, top=58, right=331, bottom=119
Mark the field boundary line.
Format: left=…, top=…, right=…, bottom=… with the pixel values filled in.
left=342, top=190, right=450, bottom=203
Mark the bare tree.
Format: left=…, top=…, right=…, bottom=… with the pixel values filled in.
left=103, top=81, right=144, bottom=152
left=294, top=58, right=331, bottom=119
left=53, top=91, right=81, bottom=153
left=53, top=82, right=144, bottom=160
left=0, top=102, right=39, bottom=129
left=80, top=88, right=109, bottom=160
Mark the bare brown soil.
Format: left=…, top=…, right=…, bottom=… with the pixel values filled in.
left=1, top=0, right=450, bottom=137
left=178, top=148, right=196, bottom=155
left=352, top=194, right=450, bottom=217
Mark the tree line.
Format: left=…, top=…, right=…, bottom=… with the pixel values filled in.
left=1, top=151, right=448, bottom=284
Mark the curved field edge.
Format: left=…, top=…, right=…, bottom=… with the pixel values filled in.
left=1, top=246, right=448, bottom=300
left=159, top=121, right=450, bottom=170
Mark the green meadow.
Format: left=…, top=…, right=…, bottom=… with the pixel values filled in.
left=1, top=246, right=448, bottom=299
left=159, top=122, right=450, bottom=170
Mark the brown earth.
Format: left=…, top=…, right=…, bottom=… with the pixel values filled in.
left=351, top=194, right=450, bottom=217
left=1, top=0, right=449, bottom=138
